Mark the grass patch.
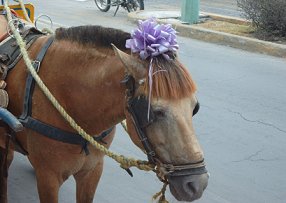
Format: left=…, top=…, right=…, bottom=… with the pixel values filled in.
left=195, top=20, right=255, bottom=37
left=194, top=18, right=286, bottom=45
left=193, top=19, right=286, bottom=45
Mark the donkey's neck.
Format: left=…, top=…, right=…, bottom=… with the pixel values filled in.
left=51, top=41, right=127, bottom=134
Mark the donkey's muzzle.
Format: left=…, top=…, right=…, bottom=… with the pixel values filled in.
left=167, top=168, right=209, bottom=202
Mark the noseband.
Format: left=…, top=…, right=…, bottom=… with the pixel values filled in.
left=123, top=75, right=207, bottom=177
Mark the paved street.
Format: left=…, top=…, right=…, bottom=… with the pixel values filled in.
left=6, top=0, right=286, bottom=203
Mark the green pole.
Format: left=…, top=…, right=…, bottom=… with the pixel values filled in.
left=181, top=0, right=200, bottom=24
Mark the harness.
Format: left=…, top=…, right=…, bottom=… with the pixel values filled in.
left=0, top=17, right=113, bottom=155
left=123, top=75, right=207, bottom=177
left=0, top=31, right=43, bottom=78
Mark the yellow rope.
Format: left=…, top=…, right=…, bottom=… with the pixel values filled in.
left=3, top=1, right=154, bottom=172
left=152, top=182, right=169, bottom=203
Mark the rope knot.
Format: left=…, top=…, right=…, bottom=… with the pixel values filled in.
left=152, top=182, right=169, bottom=203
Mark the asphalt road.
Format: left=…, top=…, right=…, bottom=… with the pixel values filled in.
left=7, top=0, right=286, bottom=203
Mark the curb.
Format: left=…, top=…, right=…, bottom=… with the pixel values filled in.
left=201, top=12, right=250, bottom=25
left=128, top=11, right=286, bottom=58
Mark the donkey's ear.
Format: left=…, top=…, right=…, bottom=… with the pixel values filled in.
left=111, top=44, right=146, bottom=80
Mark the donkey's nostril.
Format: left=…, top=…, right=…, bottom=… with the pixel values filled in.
left=187, top=181, right=200, bottom=195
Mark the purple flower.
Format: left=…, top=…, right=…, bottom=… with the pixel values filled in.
left=126, top=18, right=179, bottom=60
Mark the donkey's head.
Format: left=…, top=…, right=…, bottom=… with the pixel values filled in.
left=113, top=44, right=208, bottom=201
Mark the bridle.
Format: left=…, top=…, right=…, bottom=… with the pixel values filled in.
left=123, top=74, right=207, bottom=177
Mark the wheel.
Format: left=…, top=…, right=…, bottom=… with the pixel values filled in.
left=138, top=0, right=144, bottom=10
left=94, top=0, right=111, bottom=12
left=126, top=0, right=144, bottom=12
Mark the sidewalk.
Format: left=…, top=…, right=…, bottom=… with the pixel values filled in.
left=128, top=10, right=286, bottom=58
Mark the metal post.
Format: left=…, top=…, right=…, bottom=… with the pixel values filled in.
left=181, top=0, right=200, bottom=24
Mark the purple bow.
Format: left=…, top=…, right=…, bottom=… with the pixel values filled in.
left=125, top=18, right=179, bottom=121
left=126, top=18, right=179, bottom=60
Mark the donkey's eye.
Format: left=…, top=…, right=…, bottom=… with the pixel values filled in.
left=193, top=102, right=200, bottom=117
left=154, top=109, right=166, bottom=119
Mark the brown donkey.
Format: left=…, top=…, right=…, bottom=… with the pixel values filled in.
left=0, top=17, right=208, bottom=203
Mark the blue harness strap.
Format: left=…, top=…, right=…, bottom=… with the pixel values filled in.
left=18, top=36, right=114, bottom=155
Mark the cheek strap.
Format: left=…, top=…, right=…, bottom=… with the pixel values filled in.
left=127, top=95, right=156, bottom=164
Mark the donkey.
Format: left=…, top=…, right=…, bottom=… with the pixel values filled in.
left=0, top=16, right=208, bottom=203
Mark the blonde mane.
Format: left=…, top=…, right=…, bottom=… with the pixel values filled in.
left=143, top=56, right=197, bottom=100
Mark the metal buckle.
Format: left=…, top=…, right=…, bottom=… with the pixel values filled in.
left=164, top=164, right=175, bottom=173
left=149, top=150, right=156, bottom=157
left=32, top=60, right=40, bottom=72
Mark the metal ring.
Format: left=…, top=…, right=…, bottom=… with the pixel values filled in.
left=35, top=14, right=53, bottom=31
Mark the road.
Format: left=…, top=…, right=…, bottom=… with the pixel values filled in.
left=7, top=0, right=286, bottom=203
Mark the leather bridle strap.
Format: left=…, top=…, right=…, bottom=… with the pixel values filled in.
left=159, top=160, right=207, bottom=175
left=123, top=75, right=156, bottom=164
left=127, top=103, right=156, bottom=163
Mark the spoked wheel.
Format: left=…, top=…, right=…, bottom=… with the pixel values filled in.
left=94, top=0, right=111, bottom=12
left=126, top=0, right=144, bottom=12
left=138, top=0, right=144, bottom=10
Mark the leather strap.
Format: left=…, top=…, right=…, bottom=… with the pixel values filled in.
left=127, top=102, right=156, bottom=163
left=123, top=75, right=157, bottom=163
left=160, top=160, right=206, bottom=176
left=19, top=36, right=54, bottom=120
left=21, top=117, right=114, bottom=155
left=0, top=33, right=42, bottom=69
left=167, top=166, right=207, bottom=177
